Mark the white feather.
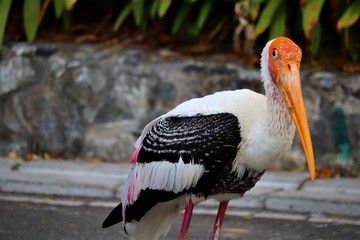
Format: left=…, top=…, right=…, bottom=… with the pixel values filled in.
left=260, top=39, right=276, bottom=86
left=122, top=158, right=205, bottom=207
left=125, top=196, right=186, bottom=240
left=134, top=116, right=162, bottom=148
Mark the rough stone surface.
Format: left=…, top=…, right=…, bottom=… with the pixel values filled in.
left=0, top=42, right=360, bottom=174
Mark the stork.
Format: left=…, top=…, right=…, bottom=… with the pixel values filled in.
left=102, top=37, right=316, bottom=240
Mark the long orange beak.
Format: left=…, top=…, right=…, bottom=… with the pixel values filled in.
left=277, top=61, right=316, bottom=181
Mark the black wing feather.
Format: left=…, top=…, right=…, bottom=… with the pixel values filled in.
left=102, top=202, right=123, bottom=228
left=104, top=113, right=242, bottom=226
left=138, top=113, right=241, bottom=168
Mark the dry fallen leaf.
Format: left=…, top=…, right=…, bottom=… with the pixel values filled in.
left=316, top=168, right=332, bottom=179
left=342, top=63, right=360, bottom=73
left=242, top=215, right=253, bottom=220
left=23, top=153, right=40, bottom=161
left=90, top=157, right=103, bottom=164
left=11, top=161, right=23, bottom=171
left=7, top=151, right=17, bottom=159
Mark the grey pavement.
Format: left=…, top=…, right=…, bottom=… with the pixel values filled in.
left=1, top=158, right=360, bottom=225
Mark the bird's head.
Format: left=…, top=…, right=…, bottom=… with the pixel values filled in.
left=265, top=37, right=316, bottom=181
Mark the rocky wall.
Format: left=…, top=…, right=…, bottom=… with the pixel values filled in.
left=0, top=43, right=359, bottom=175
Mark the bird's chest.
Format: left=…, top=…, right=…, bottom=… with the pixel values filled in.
left=234, top=128, right=293, bottom=172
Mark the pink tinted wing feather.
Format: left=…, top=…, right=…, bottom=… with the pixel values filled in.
left=130, top=148, right=140, bottom=165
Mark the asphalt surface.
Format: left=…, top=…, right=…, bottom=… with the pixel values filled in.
left=1, top=158, right=360, bottom=240
left=1, top=199, right=360, bottom=240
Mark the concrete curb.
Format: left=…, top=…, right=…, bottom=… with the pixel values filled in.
left=1, top=158, right=360, bottom=218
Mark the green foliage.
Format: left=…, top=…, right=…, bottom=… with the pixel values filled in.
left=253, top=0, right=330, bottom=56
left=113, top=0, right=215, bottom=39
left=254, top=0, right=359, bottom=59
left=196, top=0, right=213, bottom=34
left=337, top=0, right=360, bottom=31
left=268, top=0, right=285, bottom=39
left=337, top=0, right=360, bottom=61
left=171, top=1, right=192, bottom=34
left=255, top=0, right=283, bottom=36
left=53, top=0, right=65, bottom=18
left=132, top=0, right=144, bottom=27
left=208, top=15, right=228, bottom=41
left=310, top=22, right=321, bottom=57
left=114, top=0, right=148, bottom=30
left=23, top=0, right=40, bottom=43
left=61, top=9, right=72, bottom=31
left=344, top=28, right=359, bottom=62
left=0, top=0, right=359, bottom=63
left=158, top=0, right=172, bottom=18
left=150, top=0, right=160, bottom=20
left=301, top=0, right=325, bottom=40
left=113, top=2, right=132, bottom=31
left=64, top=0, right=75, bottom=10
left=0, top=0, right=12, bottom=49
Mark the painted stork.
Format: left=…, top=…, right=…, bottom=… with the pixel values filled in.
left=102, top=37, right=316, bottom=240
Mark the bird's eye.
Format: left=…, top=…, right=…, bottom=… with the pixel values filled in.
left=272, top=49, right=278, bottom=59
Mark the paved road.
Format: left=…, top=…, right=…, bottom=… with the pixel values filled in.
left=1, top=158, right=360, bottom=219
left=1, top=199, right=359, bottom=240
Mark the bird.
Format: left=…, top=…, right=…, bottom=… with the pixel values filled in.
left=102, top=36, right=316, bottom=240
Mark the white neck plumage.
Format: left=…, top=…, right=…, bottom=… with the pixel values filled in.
left=261, top=39, right=296, bottom=149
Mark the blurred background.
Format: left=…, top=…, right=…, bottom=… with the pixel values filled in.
left=1, top=1, right=360, bottom=239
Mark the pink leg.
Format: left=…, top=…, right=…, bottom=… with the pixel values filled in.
left=178, top=200, right=194, bottom=240
left=210, top=201, right=229, bottom=240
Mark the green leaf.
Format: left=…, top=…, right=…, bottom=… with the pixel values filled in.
left=255, top=0, right=282, bottom=36
left=249, top=1, right=260, bottom=21
left=61, top=9, right=71, bottom=31
left=208, top=15, right=228, bottom=40
left=196, top=0, right=213, bottom=33
left=310, top=22, right=321, bottom=56
left=64, top=0, right=75, bottom=10
left=24, top=0, right=41, bottom=43
left=0, top=0, right=12, bottom=49
left=113, top=2, right=132, bottom=31
left=346, top=28, right=359, bottom=62
left=186, top=22, right=199, bottom=39
left=63, top=0, right=70, bottom=8
left=336, top=0, right=360, bottom=31
left=171, top=1, right=192, bottom=34
left=269, top=0, right=286, bottom=39
left=132, top=0, right=144, bottom=27
left=53, top=0, right=65, bottom=18
left=301, top=0, right=325, bottom=39
left=158, top=0, right=172, bottom=18
left=150, top=0, right=160, bottom=20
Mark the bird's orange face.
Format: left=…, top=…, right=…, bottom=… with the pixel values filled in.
left=268, top=37, right=302, bottom=84
left=268, top=37, right=316, bottom=181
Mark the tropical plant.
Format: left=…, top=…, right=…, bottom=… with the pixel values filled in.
left=254, top=0, right=360, bottom=60
left=0, top=0, right=359, bottom=63
left=0, top=0, right=12, bottom=48
left=336, top=0, right=360, bottom=61
left=0, top=0, right=76, bottom=48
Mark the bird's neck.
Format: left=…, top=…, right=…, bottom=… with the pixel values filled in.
left=260, top=40, right=295, bottom=146
left=264, top=81, right=295, bottom=148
